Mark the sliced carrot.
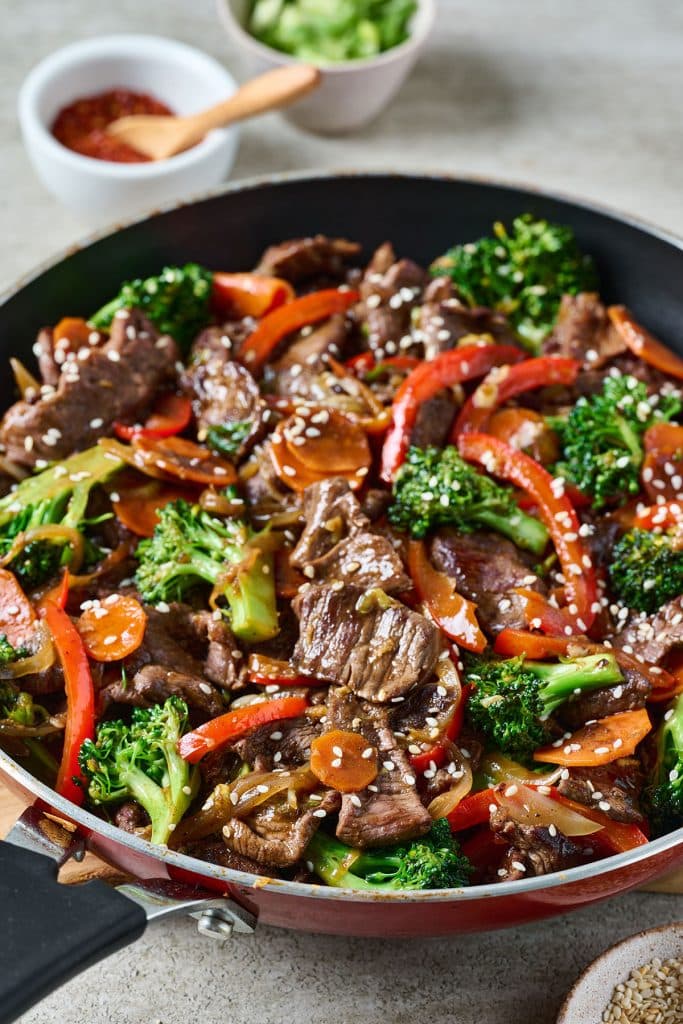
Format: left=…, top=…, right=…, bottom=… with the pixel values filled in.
left=212, top=272, right=295, bottom=319
left=406, top=539, right=486, bottom=653
left=76, top=594, right=147, bottom=662
left=53, top=317, right=96, bottom=348
left=533, top=708, right=652, bottom=767
left=633, top=500, right=683, bottom=531
left=269, top=419, right=368, bottom=493
left=112, top=476, right=199, bottom=537
left=608, top=306, right=683, bottom=381
left=310, top=729, right=378, bottom=793
left=287, top=409, right=371, bottom=475
left=642, top=422, right=683, bottom=502
left=0, top=568, right=38, bottom=648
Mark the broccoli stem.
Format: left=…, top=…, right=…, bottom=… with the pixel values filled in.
left=122, top=763, right=197, bottom=846
left=476, top=508, right=549, bottom=557
left=305, top=831, right=374, bottom=889
left=531, top=653, right=624, bottom=716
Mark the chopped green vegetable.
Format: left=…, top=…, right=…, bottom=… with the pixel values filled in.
left=79, top=696, right=198, bottom=845
left=388, top=445, right=549, bottom=554
left=432, top=214, right=597, bottom=350
left=206, top=422, right=252, bottom=460
left=247, top=0, right=417, bottom=63
left=465, top=652, right=624, bottom=759
left=549, top=375, right=681, bottom=510
left=306, top=819, right=473, bottom=890
left=135, top=498, right=278, bottom=643
left=609, top=528, right=683, bottom=613
left=644, top=694, right=683, bottom=837
left=0, top=446, right=123, bottom=588
left=90, top=263, right=213, bottom=353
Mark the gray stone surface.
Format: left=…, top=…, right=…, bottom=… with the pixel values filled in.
left=2, top=1, right=683, bottom=1021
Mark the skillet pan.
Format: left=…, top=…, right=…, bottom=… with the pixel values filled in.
left=1, top=173, right=682, bottom=1023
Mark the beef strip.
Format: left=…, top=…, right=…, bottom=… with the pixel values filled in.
left=613, top=597, right=683, bottom=665
left=557, top=758, right=645, bottom=823
left=290, top=478, right=410, bottom=592
left=292, top=583, right=439, bottom=701
left=183, top=838, right=274, bottom=875
left=410, top=391, right=457, bottom=449
left=388, top=682, right=455, bottom=736
left=327, top=687, right=432, bottom=847
left=360, top=488, right=391, bottom=522
left=188, top=321, right=255, bottom=364
left=542, top=293, right=626, bottom=368
left=114, top=801, right=149, bottom=833
left=100, top=603, right=240, bottom=715
left=222, top=788, right=341, bottom=867
left=357, top=243, right=427, bottom=356
left=0, top=309, right=178, bottom=467
left=429, top=529, right=547, bottom=634
left=199, top=748, right=242, bottom=797
left=416, top=280, right=517, bottom=361
left=182, top=346, right=269, bottom=459
left=32, top=327, right=60, bottom=387
left=490, top=808, right=585, bottom=880
left=558, top=673, right=651, bottom=731
left=255, top=235, right=361, bottom=283
left=579, top=508, right=624, bottom=570
left=270, top=315, right=352, bottom=401
left=233, top=715, right=322, bottom=771
left=242, top=441, right=300, bottom=522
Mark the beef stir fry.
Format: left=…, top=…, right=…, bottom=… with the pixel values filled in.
left=2, top=215, right=683, bottom=891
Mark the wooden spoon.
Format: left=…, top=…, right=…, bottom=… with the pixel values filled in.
left=105, top=64, right=321, bottom=161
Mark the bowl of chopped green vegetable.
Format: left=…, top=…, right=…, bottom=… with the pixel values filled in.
left=217, top=0, right=435, bottom=133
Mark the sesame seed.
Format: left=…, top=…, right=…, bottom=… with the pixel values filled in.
left=312, top=808, right=327, bottom=818
left=350, top=794, right=362, bottom=807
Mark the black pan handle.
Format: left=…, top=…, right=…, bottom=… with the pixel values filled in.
left=0, top=836, right=146, bottom=1023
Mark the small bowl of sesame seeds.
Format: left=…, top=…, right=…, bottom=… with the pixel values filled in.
left=557, top=922, right=683, bottom=1024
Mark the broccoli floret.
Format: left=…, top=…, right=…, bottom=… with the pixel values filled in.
left=79, top=696, right=198, bottom=845
left=0, top=446, right=123, bottom=588
left=609, top=528, right=683, bottom=613
left=90, top=263, right=213, bottom=353
left=465, top=652, right=624, bottom=759
left=549, top=375, right=681, bottom=510
left=135, top=499, right=278, bottom=643
left=644, top=695, right=683, bottom=837
left=206, top=422, right=252, bottom=459
left=432, top=214, right=597, bottom=350
left=0, top=677, right=48, bottom=728
left=306, top=819, right=473, bottom=891
left=388, top=445, right=549, bottom=555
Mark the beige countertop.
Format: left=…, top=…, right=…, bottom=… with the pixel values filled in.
left=2, top=1, right=683, bottom=1022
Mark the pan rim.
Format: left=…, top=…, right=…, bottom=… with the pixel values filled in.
left=1, top=169, right=682, bottom=903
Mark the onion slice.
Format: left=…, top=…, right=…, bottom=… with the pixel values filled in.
left=0, top=524, right=85, bottom=574
left=482, top=753, right=565, bottom=789
left=494, top=783, right=603, bottom=836
left=0, top=623, right=55, bottom=679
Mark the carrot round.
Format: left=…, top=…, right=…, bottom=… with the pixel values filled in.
left=76, top=594, right=147, bottom=662
left=533, top=708, right=652, bottom=767
left=310, top=729, right=378, bottom=793
left=112, top=478, right=198, bottom=537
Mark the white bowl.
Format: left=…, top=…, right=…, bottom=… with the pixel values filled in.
left=557, top=922, right=683, bottom=1023
left=18, top=34, right=240, bottom=223
left=216, top=0, right=435, bottom=134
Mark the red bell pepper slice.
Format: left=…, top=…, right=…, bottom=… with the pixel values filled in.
left=460, top=826, right=507, bottom=878
left=345, top=352, right=376, bottom=375
left=608, top=305, right=683, bottom=381
left=410, top=684, right=472, bottom=773
left=41, top=599, right=95, bottom=805
left=494, top=628, right=582, bottom=659
left=239, top=288, right=360, bottom=374
left=212, top=272, right=294, bottom=319
left=380, top=344, right=524, bottom=482
left=406, top=539, right=486, bottom=653
left=452, top=356, right=580, bottom=438
left=178, top=696, right=309, bottom=763
left=446, top=788, right=496, bottom=832
left=114, top=394, right=192, bottom=442
left=459, top=433, right=598, bottom=634
left=633, top=501, right=683, bottom=531
left=551, top=791, right=649, bottom=853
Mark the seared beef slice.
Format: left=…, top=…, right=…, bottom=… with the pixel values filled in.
left=292, top=584, right=439, bottom=701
